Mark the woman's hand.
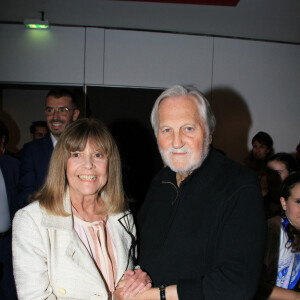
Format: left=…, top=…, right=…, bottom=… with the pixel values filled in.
left=114, top=283, right=129, bottom=300
left=116, top=268, right=152, bottom=298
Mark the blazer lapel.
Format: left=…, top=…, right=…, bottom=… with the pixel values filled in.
left=109, top=212, right=136, bottom=283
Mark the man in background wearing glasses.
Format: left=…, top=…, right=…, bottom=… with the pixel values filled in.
left=18, top=88, right=80, bottom=208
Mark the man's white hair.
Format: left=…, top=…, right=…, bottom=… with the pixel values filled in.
left=150, top=85, right=216, bottom=138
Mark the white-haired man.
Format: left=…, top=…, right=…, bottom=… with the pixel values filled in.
left=115, top=85, right=266, bottom=300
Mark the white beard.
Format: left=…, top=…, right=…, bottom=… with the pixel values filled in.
left=159, top=134, right=210, bottom=174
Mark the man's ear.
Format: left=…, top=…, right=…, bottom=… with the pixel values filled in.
left=209, top=134, right=213, bottom=144
left=280, top=197, right=287, bottom=211
left=72, top=109, right=80, bottom=121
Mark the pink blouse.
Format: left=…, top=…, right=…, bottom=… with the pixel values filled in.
left=72, top=208, right=117, bottom=292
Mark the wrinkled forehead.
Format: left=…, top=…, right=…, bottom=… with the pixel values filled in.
left=158, top=95, right=204, bottom=124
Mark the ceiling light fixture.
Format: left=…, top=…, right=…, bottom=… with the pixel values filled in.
left=24, top=11, right=50, bottom=29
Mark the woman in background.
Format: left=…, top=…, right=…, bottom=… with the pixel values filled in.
left=267, top=152, right=297, bottom=182
left=13, top=118, right=151, bottom=300
left=264, top=152, right=297, bottom=218
left=244, top=131, right=274, bottom=197
left=256, top=172, right=300, bottom=299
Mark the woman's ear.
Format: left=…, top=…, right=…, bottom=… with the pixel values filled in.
left=280, top=197, right=287, bottom=211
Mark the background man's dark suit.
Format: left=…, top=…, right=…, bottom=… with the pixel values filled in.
left=0, top=154, right=19, bottom=300
left=18, top=134, right=53, bottom=208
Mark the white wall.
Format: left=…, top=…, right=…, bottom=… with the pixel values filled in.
left=0, top=24, right=85, bottom=84
left=212, top=38, right=300, bottom=161
left=85, top=28, right=105, bottom=85
left=0, top=24, right=299, bottom=162
left=104, top=29, right=213, bottom=90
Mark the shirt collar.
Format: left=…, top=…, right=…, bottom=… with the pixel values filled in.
left=50, top=133, right=58, bottom=148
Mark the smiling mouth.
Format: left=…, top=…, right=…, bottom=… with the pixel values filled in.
left=171, top=152, right=190, bottom=157
left=78, top=175, right=97, bottom=181
left=51, top=122, right=63, bottom=126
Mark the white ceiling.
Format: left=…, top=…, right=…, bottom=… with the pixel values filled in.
left=0, top=0, right=299, bottom=44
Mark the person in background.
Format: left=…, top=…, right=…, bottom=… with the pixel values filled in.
left=114, top=85, right=266, bottom=300
left=13, top=118, right=151, bottom=300
left=255, top=171, right=300, bottom=299
left=244, top=131, right=274, bottom=196
left=0, top=120, right=9, bottom=155
left=251, top=132, right=274, bottom=162
left=263, top=153, right=297, bottom=219
left=18, top=120, right=49, bottom=158
left=0, top=145, right=20, bottom=299
left=29, top=120, right=49, bottom=140
left=267, top=153, right=297, bottom=182
left=0, top=120, right=19, bottom=159
left=18, top=88, right=80, bottom=208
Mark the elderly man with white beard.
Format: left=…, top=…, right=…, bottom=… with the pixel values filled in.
left=114, top=85, right=266, bottom=300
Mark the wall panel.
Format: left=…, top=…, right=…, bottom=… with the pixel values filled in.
left=212, top=38, right=300, bottom=162
left=0, top=24, right=85, bottom=84
left=104, top=29, right=213, bottom=90
left=85, top=27, right=105, bottom=84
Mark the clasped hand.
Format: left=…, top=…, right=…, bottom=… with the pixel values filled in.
left=114, top=268, right=152, bottom=300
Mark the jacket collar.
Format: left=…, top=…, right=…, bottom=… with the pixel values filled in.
left=41, top=187, right=73, bottom=230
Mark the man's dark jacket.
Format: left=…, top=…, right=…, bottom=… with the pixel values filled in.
left=137, top=148, right=266, bottom=300
left=18, top=135, right=53, bottom=208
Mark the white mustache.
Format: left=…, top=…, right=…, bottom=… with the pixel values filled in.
left=166, top=148, right=192, bottom=155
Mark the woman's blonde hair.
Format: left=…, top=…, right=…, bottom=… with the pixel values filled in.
left=31, top=118, right=127, bottom=216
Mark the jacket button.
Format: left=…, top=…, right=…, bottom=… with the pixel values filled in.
left=58, top=288, right=66, bottom=295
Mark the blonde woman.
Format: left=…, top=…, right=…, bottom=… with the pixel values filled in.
left=13, top=118, right=151, bottom=300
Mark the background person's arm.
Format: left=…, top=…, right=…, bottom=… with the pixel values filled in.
left=255, top=282, right=300, bottom=300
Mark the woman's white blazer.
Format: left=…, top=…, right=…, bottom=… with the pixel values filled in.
left=12, top=193, right=137, bottom=300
